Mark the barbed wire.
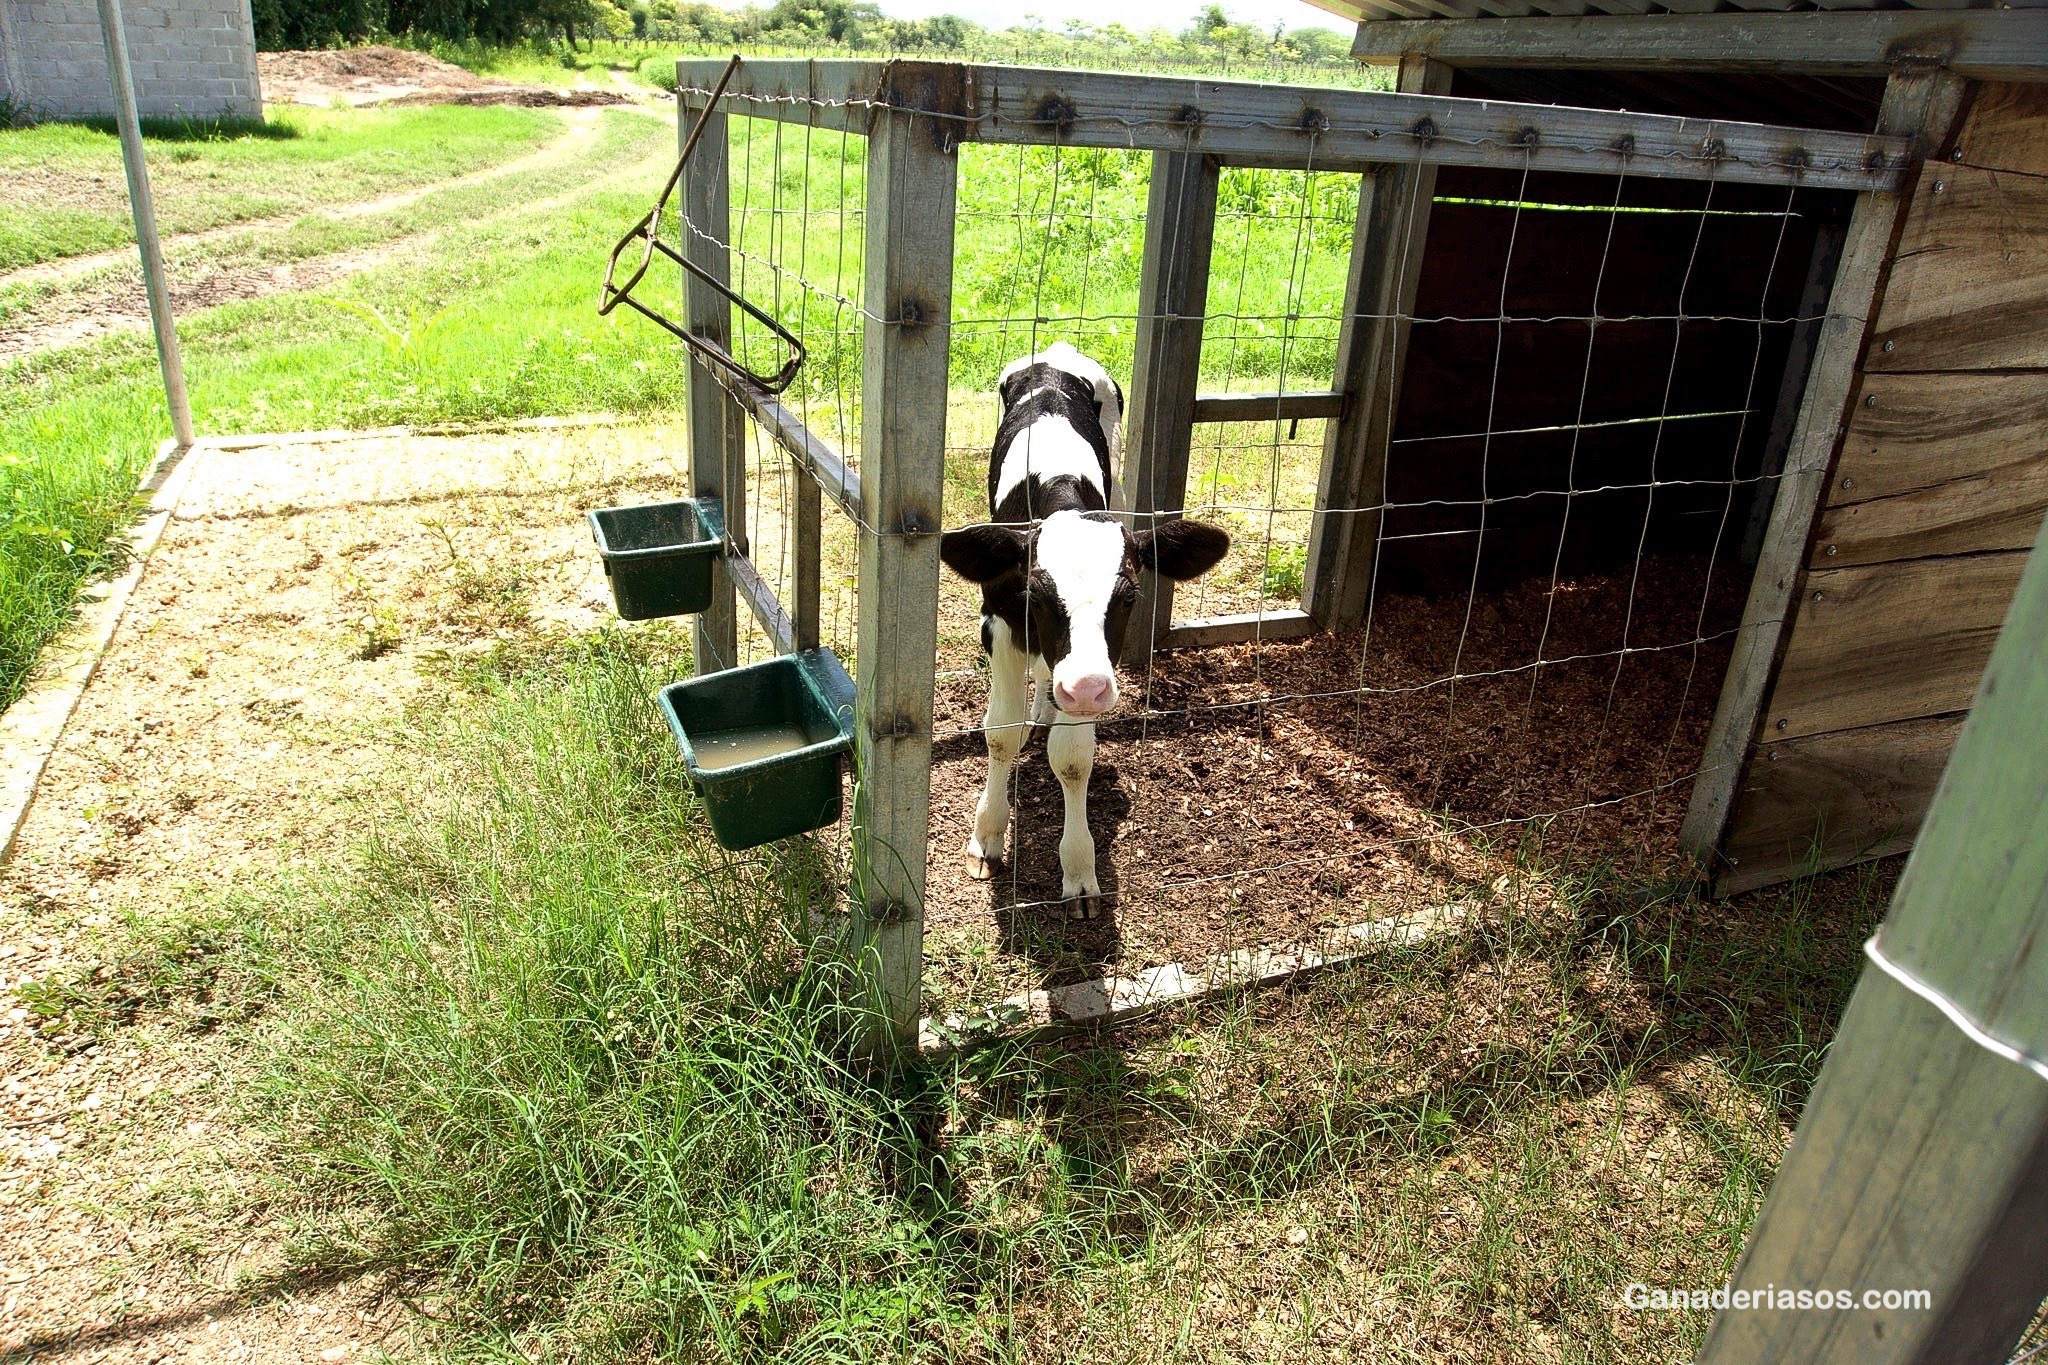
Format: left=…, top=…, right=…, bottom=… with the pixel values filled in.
left=675, top=79, right=1902, bottom=180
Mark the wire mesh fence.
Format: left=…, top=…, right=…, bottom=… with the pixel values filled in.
left=667, top=61, right=1871, bottom=1019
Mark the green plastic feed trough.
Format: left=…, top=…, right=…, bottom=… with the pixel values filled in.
left=659, top=648, right=856, bottom=851
left=588, top=496, right=725, bottom=621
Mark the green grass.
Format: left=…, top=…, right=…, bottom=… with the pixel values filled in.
left=0, top=106, right=669, bottom=330
left=22, top=626, right=1896, bottom=1360
left=0, top=102, right=562, bottom=272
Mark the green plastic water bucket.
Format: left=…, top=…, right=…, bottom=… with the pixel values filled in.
left=657, top=648, right=856, bottom=850
left=588, top=496, right=725, bottom=621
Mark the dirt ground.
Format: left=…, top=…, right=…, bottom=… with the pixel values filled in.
left=0, top=421, right=1747, bottom=1352
left=0, top=423, right=688, bottom=1360
left=257, top=47, right=632, bottom=109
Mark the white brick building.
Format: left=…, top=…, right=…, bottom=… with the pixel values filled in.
left=0, top=0, right=262, bottom=122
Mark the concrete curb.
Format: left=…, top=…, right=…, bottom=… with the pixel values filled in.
left=0, top=438, right=203, bottom=866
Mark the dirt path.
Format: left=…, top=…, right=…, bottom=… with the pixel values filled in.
left=0, top=108, right=673, bottom=362
left=0, top=423, right=690, bottom=1362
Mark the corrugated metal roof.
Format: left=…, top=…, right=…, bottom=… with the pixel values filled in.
left=1317, top=0, right=2045, bottom=20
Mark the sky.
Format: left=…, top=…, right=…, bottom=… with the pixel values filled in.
left=763, top=1, right=1353, bottom=35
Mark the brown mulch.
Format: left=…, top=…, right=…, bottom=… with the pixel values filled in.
left=919, top=560, right=1744, bottom=1008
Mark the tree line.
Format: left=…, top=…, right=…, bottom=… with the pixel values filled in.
left=252, top=0, right=1352, bottom=67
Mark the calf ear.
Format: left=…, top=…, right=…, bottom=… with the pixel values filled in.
left=940, top=524, right=1028, bottom=584
left=1137, top=519, right=1230, bottom=582
left=998, top=369, right=1032, bottom=412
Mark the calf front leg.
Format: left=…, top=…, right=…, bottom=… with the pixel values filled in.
left=1045, top=718, right=1101, bottom=918
left=1030, top=656, right=1054, bottom=727
left=965, top=619, right=1029, bottom=880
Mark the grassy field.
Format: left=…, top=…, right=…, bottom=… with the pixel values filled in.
left=0, top=103, right=562, bottom=272
left=1, top=59, right=1912, bottom=1362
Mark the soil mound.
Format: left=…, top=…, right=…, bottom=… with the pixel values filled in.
left=258, top=46, right=626, bottom=108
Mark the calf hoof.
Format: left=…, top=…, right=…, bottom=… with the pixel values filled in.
left=1068, top=893, right=1101, bottom=921
left=963, top=849, right=998, bottom=880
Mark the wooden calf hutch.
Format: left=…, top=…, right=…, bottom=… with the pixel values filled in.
left=1315, top=4, right=2048, bottom=893
left=634, top=19, right=2044, bottom=1042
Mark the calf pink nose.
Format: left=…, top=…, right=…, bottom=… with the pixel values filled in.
left=1056, top=674, right=1113, bottom=712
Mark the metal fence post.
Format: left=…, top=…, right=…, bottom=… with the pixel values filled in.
left=94, top=0, right=193, bottom=450
left=851, top=65, right=960, bottom=1047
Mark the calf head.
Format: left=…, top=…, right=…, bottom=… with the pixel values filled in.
left=941, top=511, right=1230, bottom=717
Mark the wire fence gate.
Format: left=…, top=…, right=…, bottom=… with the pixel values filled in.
left=649, top=56, right=1909, bottom=1046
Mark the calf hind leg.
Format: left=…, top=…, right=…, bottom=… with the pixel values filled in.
left=966, top=619, right=1029, bottom=880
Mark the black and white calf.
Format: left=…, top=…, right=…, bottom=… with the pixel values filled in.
left=939, top=343, right=1230, bottom=918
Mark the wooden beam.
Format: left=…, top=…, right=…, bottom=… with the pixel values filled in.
left=676, top=57, right=885, bottom=135
left=1190, top=391, right=1346, bottom=424
left=726, top=545, right=797, bottom=656
left=793, top=467, right=821, bottom=653
left=1305, top=55, right=1451, bottom=633
left=682, top=98, right=745, bottom=675
left=683, top=57, right=1909, bottom=191
left=1740, top=222, right=1843, bottom=566
left=851, top=66, right=961, bottom=1050
left=719, top=375, right=865, bottom=527
left=920, top=902, right=1469, bottom=1053
left=1122, top=149, right=1220, bottom=664
left=1349, top=10, right=2048, bottom=82
left=1699, top=513, right=2048, bottom=1365
left=1158, top=609, right=1319, bottom=651
left=969, top=62, right=1905, bottom=190
left=1680, top=68, right=1967, bottom=876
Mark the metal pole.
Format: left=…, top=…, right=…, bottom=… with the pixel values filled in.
left=93, top=0, right=194, bottom=449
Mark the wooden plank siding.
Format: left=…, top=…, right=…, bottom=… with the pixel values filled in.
left=1717, top=714, right=1961, bottom=897
left=1765, top=553, right=2025, bottom=741
left=1953, top=81, right=2048, bottom=178
left=1817, top=374, right=2048, bottom=566
left=1866, top=163, right=2048, bottom=373
left=1345, top=11, right=2048, bottom=82
left=1712, top=79, right=2048, bottom=895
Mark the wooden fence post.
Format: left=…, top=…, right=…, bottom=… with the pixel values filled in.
left=682, top=96, right=746, bottom=674
left=1303, top=55, right=1451, bottom=632
left=852, top=66, right=961, bottom=1047
left=1696, top=511, right=2048, bottom=1365
left=1122, top=149, right=1220, bottom=662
